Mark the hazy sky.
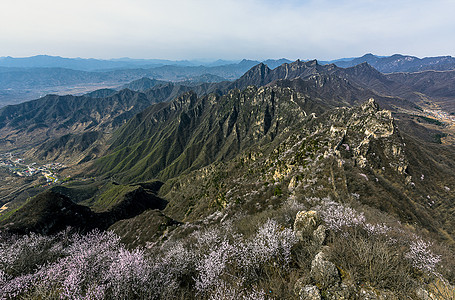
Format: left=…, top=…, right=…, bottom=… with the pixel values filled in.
left=1, top=0, right=454, bottom=60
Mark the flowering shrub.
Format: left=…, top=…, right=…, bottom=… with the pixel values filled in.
left=406, top=237, right=441, bottom=274
left=195, top=240, right=234, bottom=293
left=246, top=219, right=296, bottom=266
left=150, top=240, right=198, bottom=298
left=0, top=218, right=297, bottom=299
left=0, top=198, right=446, bottom=299
left=106, top=248, right=152, bottom=299
left=208, top=282, right=267, bottom=300
left=0, top=230, right=157, bottom=299
left=0, top=231, right=64, bottom=277
left=315, top=199, right=441, bottom=276
left=193, top=219, right=297, bottom=296
left=318, top=200, right=366, bottom=232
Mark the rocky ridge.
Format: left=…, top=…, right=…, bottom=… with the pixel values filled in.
left=160, top=98, right=422, bottom=228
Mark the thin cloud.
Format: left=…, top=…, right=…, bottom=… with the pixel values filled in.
left=0, top=0, right=454, bottom=59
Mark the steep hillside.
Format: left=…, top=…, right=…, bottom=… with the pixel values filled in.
left=2, top=59, right=443, bottom=157
left=386, top=70, right=455, bottom=108
left=226, top=60, right=425, bottom=111
left=228, top=60, right=339, bottom=90
left=271, top=74, right=415, bottom=111
left=92, top=59, right=426, bottom=184
left=0, top=89, right=164, bottom=152
left=0, top=182, right=169, bottom=235
left=156, top=98, right=455, bottom=246
left=25, top=131, right=108, bottom=164
left=93, top=85, right=318, bottom=182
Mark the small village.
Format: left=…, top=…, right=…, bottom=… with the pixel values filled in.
left=424, top=108, right=455, bottom=124
left=0, top=152, right=65, bottom=183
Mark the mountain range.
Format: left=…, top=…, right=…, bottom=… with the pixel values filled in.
left=0, top=59, right=259, bottom=106
left=0, top=55, right=241, bottom=71
left=1, top=58, right=454, bottom=229
left=2, top=53, right=455, bottom=107
left=331, top=53, right=455, bottom=73
left=0, top=56, right=455, bottom=298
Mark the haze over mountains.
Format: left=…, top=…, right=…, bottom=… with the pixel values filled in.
left=1, top=54, right=455, bottom=298
left=0, top=58, right=260, bottom=106
left=0, top=55, right=242, bottom=70
left=2, top=53, right=455, bottom=107
left=331, top=53, right=455, bottom=73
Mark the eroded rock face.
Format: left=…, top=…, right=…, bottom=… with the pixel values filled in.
left=343, top=98, right=408, bottom=174
left=310, top=251, right=340, bottom=289
left=294, top=210, right=322, bottom=241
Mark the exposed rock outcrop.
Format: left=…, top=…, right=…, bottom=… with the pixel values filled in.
left=310, top=251, right=340, bottom=289
left=298, top=285, right=321, bottom=300
left=294, top=210, right=322, bottom=241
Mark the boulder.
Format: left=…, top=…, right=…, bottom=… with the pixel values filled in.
left=294, top=210, right=322, bottom=241
left=313, top=224, right=327, bottom=245
left=298, top=285, right=321, bottom=300
left=310, top=251, right=340, bottom=289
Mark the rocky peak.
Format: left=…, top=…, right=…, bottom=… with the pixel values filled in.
left=305, top=59, right=319, bottom=67
left=348, top=62, right=381, bottom=76
left=229, top=63, right=272, bottom=89
left=339, top=99, right=407, bottom=174
left=245, top=62, right=271, bottom=79
left=170, top=91, right=198, bottom=111
left=287, top=59, right=319, bottom=70
left=252, top=98, right=408, bottom=194
left=361, top=97, right=379, bottom=111
left=347, top=98, right=394, bottom=140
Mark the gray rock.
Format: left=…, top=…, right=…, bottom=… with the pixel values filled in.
left=294, top=277, right=306, bottom=295
left=415, top=287, right=431, bottom=300
left=313, top=224, right=327, bottom=245
left=359, top=287, right=379, bottom=300
left=310, top=251, right=340, bottom=289
left=299, top=285, right=321, bottom=300
left=294, top=210, right=322, bottom=241
left=325, top=283, right=353, bottom=300
left=358, top=287, right=398, bottom=300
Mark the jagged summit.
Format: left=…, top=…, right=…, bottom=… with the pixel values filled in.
left=342, top=61, right=382, bottom=76
left=363, top=97, right=380, bottom=110
left=229, top=59, right=339, bottom=91
left=230, top=63, right=272, bottom=88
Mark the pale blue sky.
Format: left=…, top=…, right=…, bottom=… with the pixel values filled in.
left=1, top=0, right=454, bottom=60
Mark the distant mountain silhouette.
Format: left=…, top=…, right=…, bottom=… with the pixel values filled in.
left=332, top=53, right=455, bottom=73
